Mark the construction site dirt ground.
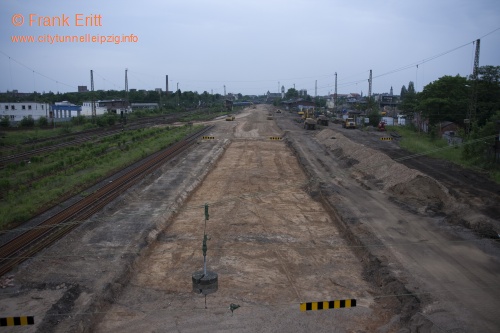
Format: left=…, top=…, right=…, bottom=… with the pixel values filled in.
left=94, top=109, right=383, bottom=332
left=1, top=104, right=499, bottom=333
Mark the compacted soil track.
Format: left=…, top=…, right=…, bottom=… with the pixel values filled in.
left=94, top=106, right=389, bottom=332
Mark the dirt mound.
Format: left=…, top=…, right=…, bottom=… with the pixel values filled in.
left=389, top=175, right=449, bottom=213
left=316, top=129, right=451, bottom=213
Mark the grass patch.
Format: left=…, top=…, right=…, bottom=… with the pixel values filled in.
left=0, top=124, right=202, bottom=230
left=388, top=125, right=500, bottom=183
left=394, top=126, right=463, bottom=164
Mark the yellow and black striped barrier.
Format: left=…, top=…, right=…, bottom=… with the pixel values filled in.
left=0, top=316, right=34, bottom=327
left=300, top=299, right=356, bottom=312
left=202, top=136, right=215, bottom=140
left=269, top=137, right=282, bottom=141
left=380, top=137, right=393, bottom=141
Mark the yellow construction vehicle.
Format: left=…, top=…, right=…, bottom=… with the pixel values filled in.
left=302, top=109, right=317, bottom=130
left=342, top=117, right=356, bottom=129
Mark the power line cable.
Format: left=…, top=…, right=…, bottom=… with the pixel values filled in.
left=0, top=50, right=77, bottom=90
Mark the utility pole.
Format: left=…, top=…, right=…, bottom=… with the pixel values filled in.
left=315, top=80, right=317, bottom=97
left=90, top=70, right=96, bottom=118
left=368, top=69, right=372, bottom=98
left=125, top=68, right=128, bottom=94
left=124, top=68, right=129, bottom=119
left=165, top=75, right=169, bottom=95
left=125, top=68, right=129, bottom=101
left=177, top=82, right=179, bottom=106
left=467, top=39, right=480, bottom=135
left=334, top=72, right=338, bottom=109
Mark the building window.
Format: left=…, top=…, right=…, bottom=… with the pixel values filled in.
left=4, top=105, right=7, bottom=110
left=22, top=105, right=26, bottom=110
left=41, top=105, right=44, bottom=110
left=10, top=115, right=15, bottom=120
left=28, top=105, right=32, bottom=110
left=11, top=105, right=14, bottom=110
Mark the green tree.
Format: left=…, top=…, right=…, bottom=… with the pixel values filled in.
left=407, top=81, right=416, bottom=94
left=462, top=110, right=500, bottom=163
left=315, top=97, right=326, bottom=108
left=418, top=75, right=468, bottom=126
left=400, top=81, right=418, bottom=117
left=285, top=88, right=299, bottom=99
left=367, top=109, right=381, bottom=126
left=400, top=85, right=407, bottom=99
left=475, top=66, right=500, bottom=126
left=365, top=96, right=379, bottom=113
left=477, top=65, right=500, bottom=84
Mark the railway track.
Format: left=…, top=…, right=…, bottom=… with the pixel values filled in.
left=0, top=125, right=214, bottom=276
left=0, top=110, right=204, bottom=166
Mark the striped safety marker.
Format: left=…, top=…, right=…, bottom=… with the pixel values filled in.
left=380, top=137, right=393, bottom=141
left=269, top=137, right=282, bottom=140
left=300, top=299, right=356, bottom=312
left=0, top=316, right=35, bottom=326
left=202, top=136, right=215, bottom=140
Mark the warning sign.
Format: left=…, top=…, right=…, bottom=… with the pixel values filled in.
left=0, top=316, right=34, bottom=326
left=300, top=299, right=356, bottom=311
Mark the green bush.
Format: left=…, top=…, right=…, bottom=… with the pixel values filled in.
left=0, top=116, right=11, bottom=127
left=71, top=115, right=87, bottom=126
left=367, top=110, right=381, bottom=127
left=19, top=116, right=35, bottom=128
left=37, top=116, right=49, bottom=127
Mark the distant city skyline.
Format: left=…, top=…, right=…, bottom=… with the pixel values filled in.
left=2, top=0, right=499, bottom=96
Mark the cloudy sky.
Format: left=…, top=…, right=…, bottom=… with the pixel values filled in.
left=1, top=0, right=499, bottom=97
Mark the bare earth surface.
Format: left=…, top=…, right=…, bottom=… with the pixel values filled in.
left=1, top=104, right=499, bottom=333
left=94, top=107, right=385, bottom=332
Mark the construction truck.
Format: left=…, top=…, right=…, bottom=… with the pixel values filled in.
left=225, top=114, right=235, bottom=121
left=317, top=115, right=329, bottom=126
left=302, top=109, right=317, bottom=130
left=342, top=117, right=356, bottom=129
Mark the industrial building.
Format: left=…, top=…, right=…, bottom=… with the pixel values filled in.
left=0, top=102, right=51, bottom=122
left=81, top=99, right=131, bottom=116
left=52, top=101, right=82, bottom=119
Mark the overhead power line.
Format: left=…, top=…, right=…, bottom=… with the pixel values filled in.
left=0, top=50, right=77, bottom=90
left=1, top=28, right=499, bottom=94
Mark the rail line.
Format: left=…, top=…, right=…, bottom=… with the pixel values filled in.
left=0, top=125, right=214, bottom=276
left=0, top=110, right=206, bottom=166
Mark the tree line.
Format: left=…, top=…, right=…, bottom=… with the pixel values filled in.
left=398, top=65, right=500, bottom=165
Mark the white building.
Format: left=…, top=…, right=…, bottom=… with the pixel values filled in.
left=0, top=102, right=50, bottom=122
left=81, top=100, right=131, bottom=116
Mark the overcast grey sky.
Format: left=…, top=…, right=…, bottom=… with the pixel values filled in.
left=1, top=0, right=500, bottom=97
